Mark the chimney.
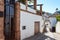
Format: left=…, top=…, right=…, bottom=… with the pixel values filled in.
left=40, top=4, right=43, bottom=15
left=34, top=0, right=37, bottom=10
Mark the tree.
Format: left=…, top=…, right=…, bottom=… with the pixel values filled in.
left=56, top=8, right=58, bottom=11
left=56, top=15, right=60, bottom=21
left=18, top=0, right=26, bottom=4
left=18, top=0, right=34, bottom=4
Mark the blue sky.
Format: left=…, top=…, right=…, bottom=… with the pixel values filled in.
left=37, top=0, right=60, bottom=14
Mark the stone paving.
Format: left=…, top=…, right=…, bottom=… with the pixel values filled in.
left=24, top=32, right=60, bottom=40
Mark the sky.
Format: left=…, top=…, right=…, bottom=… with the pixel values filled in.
left=37, top=0, right=60, bottom=14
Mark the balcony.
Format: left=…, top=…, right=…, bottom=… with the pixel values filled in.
left=20, top=3, right=36, bottom=14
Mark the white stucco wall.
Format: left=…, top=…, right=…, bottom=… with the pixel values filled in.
left=20, top=11, right=43, bottom=40
left=20, top=3, right=36, bottom=13
left=49, top=17, right=57, bottom=27
left=20, top=3, right=26, bottom=10
left=27, top=7, right=36, bottom=13
left=56, top=22, right=60, bottom=33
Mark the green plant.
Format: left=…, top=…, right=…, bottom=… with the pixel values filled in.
left=18, top=0, right=34, bottom=4
left=18, top=0, right=26, bottom=4
left=56, top=15, right=60, bottom=21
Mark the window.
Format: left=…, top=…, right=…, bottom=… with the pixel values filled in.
left=6, top=6, right=9, bottom=15
left=4, top=0, right=15, bottom=40
left=22, top=26, right=26, bottom=30
left=10, top=0, right=15, bottom=4
left=10, top=5, right=14, bottom=16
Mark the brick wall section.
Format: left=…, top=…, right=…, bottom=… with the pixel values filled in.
left=0, top=0, right=4, bottom=40
left=0, top=0, right=4, bottom=11
left=14, top=2, right=20, bottom=40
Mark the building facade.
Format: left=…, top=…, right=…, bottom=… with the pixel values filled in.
left=0, top=0, right=44, bottom=40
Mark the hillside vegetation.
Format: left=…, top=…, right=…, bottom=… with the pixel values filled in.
left=56, top=15, right=60, bottom=21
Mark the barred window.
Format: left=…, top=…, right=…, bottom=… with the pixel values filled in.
left=10, top=0, right=15, bottom=4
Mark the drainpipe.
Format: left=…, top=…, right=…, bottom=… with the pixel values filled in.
left=40, top=4, right=43, bottom=16
left=14, top=2, right=20, bottom=40
left=34, top=0, right=37, bottom=10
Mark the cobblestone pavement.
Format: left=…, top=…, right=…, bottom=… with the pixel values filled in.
left=24, top=32, right=60, bottom=40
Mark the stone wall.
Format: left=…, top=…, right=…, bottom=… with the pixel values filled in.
left=0, top=0, right=4, bottom=40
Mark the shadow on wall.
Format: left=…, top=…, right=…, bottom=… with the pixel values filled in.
left=24, top=33, right=56, bottom=40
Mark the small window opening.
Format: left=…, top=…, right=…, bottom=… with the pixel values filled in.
left=22, top=26, right=26, bottom=30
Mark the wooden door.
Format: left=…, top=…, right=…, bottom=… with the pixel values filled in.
left=34, top=22, right=40, bottom=34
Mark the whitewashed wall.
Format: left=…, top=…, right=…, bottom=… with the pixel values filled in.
left=20, top=3, right=36, bottom=13
left=20, top=11, right=43, bottom=40
left=27, top=7, right=36, bottom=13
left=56, top=22, right=60, bottom=33
left=20, top=3, right=26, bottom=10
left=49, top=17, right=57, bottom=27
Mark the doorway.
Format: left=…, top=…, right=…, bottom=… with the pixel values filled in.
left=34, top=21, right=40, bottom=35
left=4, top=0, right=15, bottom=40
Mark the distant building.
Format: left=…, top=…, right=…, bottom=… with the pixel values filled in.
left=42, top=12, right=57, bottom=32
left=53, top=10, right=60, bottom=16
